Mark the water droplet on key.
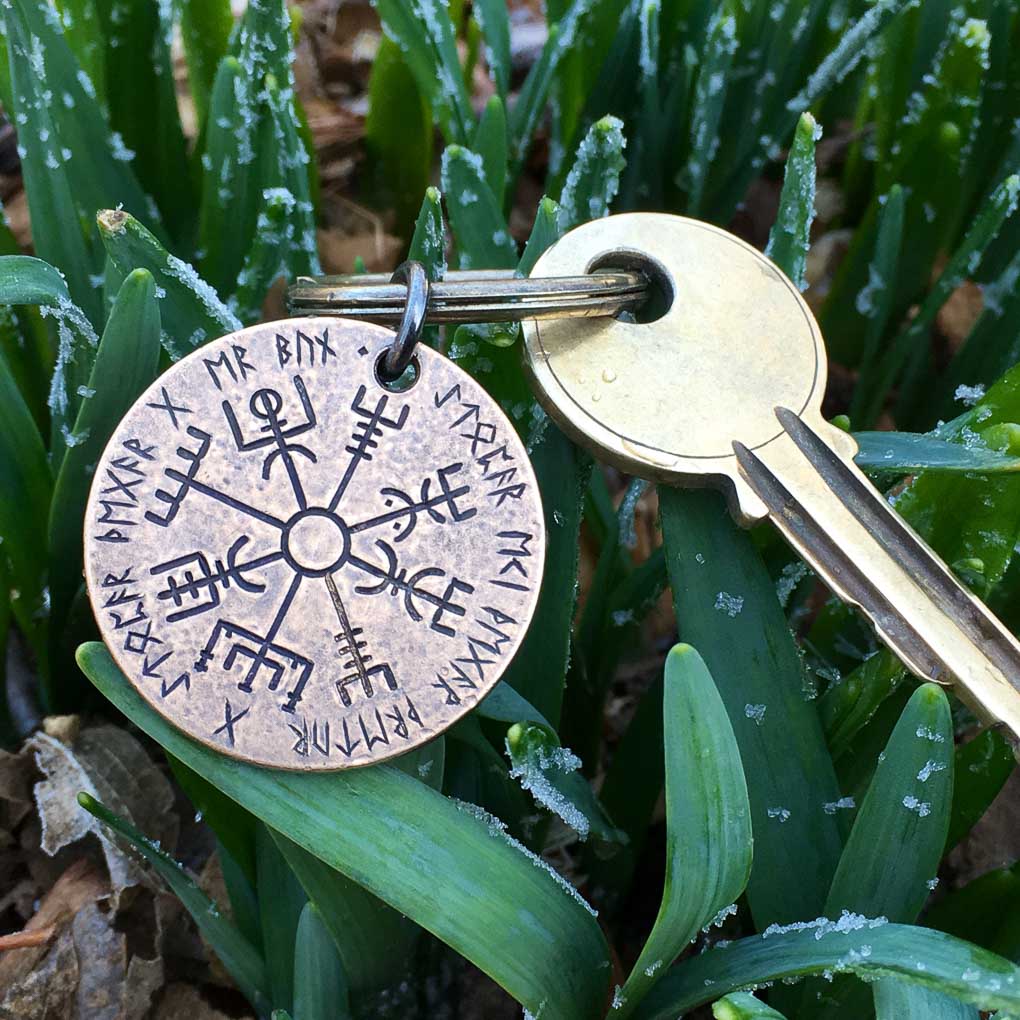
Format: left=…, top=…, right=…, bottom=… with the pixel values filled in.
left=602, top=367, right=617, bottom=383
left=591, top=391, right=602, bottom=402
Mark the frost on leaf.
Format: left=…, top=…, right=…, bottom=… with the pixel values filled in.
left=27, top=726, right=176, bottom=907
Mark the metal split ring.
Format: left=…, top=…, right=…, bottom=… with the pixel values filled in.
left=381, top=261, right=430, bottom=380
left=286, top=267, right=650, bottom=326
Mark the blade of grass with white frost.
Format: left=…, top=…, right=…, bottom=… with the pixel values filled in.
left=620, top=0, right=662, bottom=209
left=293, top=903, right=352, bottom=1020
left=631, top=921, right=1020, bottom=1020
left=613, top=645, right=752, bottom=1018
left=473, top=0, right=510, bottom=96
left=660, top=488, right=844, bottom=929
left=80, top=793, right=271, bottom=1013
left=232, top=190, right=293, bottom=324
left=97, top=209, right=240, bottom=359
left=53, top=0, right=106, bottom=104
left=800, top=684, right=953, bottom=1017
left=47, top=270, right=160, bottom=644
left=557, top=116, right=627, bottom=233
left=683, top=0, right=738, bottom=214
left=853, top=429, right=1020, bottom=474
left=713, top=992, right=790, bottom=1019
left=3, top=9, right=102, bottom=326
left=373, top=0, right=474, bottom=145
left=257, top=823, right=309, bottom=1013
left=765, top=113, right=821, bottom=292
left=79, top=643, right=612, bottom=1019
left=406, top=186, right=446, bottom=350
left=472, top=96, right=509, bottom=209
left=509, top=0, right=595, bottom=176
left=504, top=722, right=625, bottom=845
left=0, top=254, right=100, bottom=465
left=874, top=981, right=979, bottom=1020
left=263, top=74, right=320, bottom=280
left=5, top=0, right=160, bottom=233
left=849, top=184, right=905, bottom=426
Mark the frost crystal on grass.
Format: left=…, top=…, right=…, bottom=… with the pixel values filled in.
left=702, top=903, right=738, bottom=932
left=902, top=795, right=932, bottom=818
left=776, top=561, right=809, bottom=606
left=916, top=759, right=947, bottom=783
left=823, top=796, right=856, bottom=815
left=762, top=911, right=888, bottom=941
left=507, top=738, right=590, bottom=839
left=916, top=725, right=946, bottom=743
left=558, top=116, right=626, bottom=232
left=744, top=703, right=767, bottom=725
left=954, top=383, right=986, bottom=406
left=452, top=800, right=597, bottom=917
left=714, top=591, right=744, bottom=617
left=767, top=807, right=791, bottom=823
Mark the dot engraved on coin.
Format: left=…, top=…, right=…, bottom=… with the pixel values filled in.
left=84, top=318, right=544, bottom=769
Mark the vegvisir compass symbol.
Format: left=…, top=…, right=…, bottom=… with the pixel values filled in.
left=84, top=320, right=544, bottom=770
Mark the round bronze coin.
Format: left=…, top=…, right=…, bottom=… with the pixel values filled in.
left=84, top=318, right=545, bottom=769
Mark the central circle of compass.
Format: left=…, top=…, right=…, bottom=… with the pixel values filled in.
left=281, top=508, right=351, bottom=577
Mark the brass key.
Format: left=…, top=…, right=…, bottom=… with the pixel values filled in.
left=522, top=213, right=1020, bottom=740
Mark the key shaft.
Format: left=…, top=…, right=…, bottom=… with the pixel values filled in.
left=734, top=408, right=1020, bottom=739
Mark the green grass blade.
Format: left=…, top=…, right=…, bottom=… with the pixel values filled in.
left=659, top=488, right=844, bottom=928
left=820, top=650, right=905, bottom=760
left=102, top=0, right=193, bottom=246
left=53, top=0, right=106, bottom=105
left=78, top=642, right=612, bottom=1019
left=615, top=645, right=752, bottom=1016
left=714, top=992, right=789, bottom=1019
left=406, top=186, right=447, bottom=350
left=765, top=112, right=821, bottom=292
left=98, top=209, right=240, bottom=359
left=364, top=36, right=434, bottom=235
left=373, top=0, right=474, bottom=145
left=925, top=861, right=1020, bottom=960
left=509, top=0, right=596, bottom=176
left=632, top=923, right=1020, bottom=1020
left=180, top=0, right=233, bottom=131
left=47, top=269, right=160, bottom=650
left=79, top=792, right=270, bottom=1012
left=0, top=316, right=51, bottom=680
left=874, top=980, right=979, bottom=1019
left=473, top=95, right=509, bottom=209
left=292, top=903, right=352, bottom=1020
left=257, top=822, right=308, bottom=1012
left=473, top=0, right=511, bottom=95
left=272, top=831, right=417, bottom=993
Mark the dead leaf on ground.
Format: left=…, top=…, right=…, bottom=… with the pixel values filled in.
left=27, top=724, right=176, bottom=907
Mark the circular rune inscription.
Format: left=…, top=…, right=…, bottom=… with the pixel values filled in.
left=84, top=318, right=545, bottom=769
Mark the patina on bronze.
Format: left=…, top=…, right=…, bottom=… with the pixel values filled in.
left=84, top=318, right=544, bottom=770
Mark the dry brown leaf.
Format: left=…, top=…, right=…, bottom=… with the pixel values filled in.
left=71, top=901, right=126, bottom=1020
left=0, top=929, right=78, bottom=1020
left=0, top=857, right=107, bottom=993
left=26, top=724, right=176, bottom=906
left=154, top=983, right=253, bottom=1020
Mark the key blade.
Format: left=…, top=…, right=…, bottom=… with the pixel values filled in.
left=734, top=407, right=1020, bottom=747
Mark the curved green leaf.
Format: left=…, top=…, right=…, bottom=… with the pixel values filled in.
left=633, top=921, right=1020, bottom=1020
left=714, top=992, right=789, bottom=1018
left=874, top=980, right=979, bottom=1019
left=615, top=644, right=752, bottom=1016
left=659, top=487, right=844, bottom=929
left=78, top=642, right=611, bottom=1020
left=293, top=902, right=352, bottom=1020
left=473, top=0, right=511, bottom=96
left=854, top=430, right=1020, bottom=475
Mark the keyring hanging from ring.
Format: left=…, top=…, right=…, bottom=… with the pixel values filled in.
left=381, top=260, right=431, bottom=380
